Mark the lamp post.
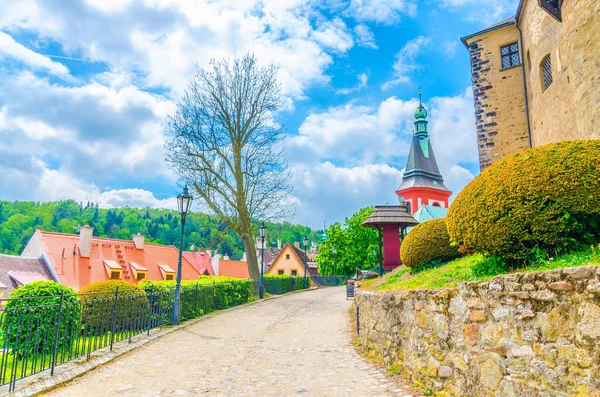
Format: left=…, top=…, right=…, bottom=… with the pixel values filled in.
left=259, top=222, right=266, bottom=299
left=173, top=185, right=193, bottom=325
left=303, top=236, right=308, bottom=289
left=332, top=246, right=337, bottom=284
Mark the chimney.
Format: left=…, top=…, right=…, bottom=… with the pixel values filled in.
left=277, top=239, right=282, bottom=250
left=212, top=253, right=220, bottom=275
left=79, top=225, right=94, bottom=258
left=133, top=233, right=144, bottom=250
left=224, top=254, right=230, bottom=260
left=190, top=244, right=195, bottom=251
left=206, top=249, right=212, bottom=258
left=294, top=242, right=300, bottom=249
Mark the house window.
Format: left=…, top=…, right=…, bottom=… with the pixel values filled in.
left=110, top=271, right=121, bottom=280
left=278, top=270, right=284, bottom=275
left=165, top=274, right=174, bottom=281
left=501, top=43, right=520, bottom=69
left=291, top=270, right=297, bottom=276
left=285, top=254, right=290, bottom=259
left=136, top=272, right=146, bottom=281
left=541, top=55, right=553, bottom=91
left=406, top=202, right=411, bottom=214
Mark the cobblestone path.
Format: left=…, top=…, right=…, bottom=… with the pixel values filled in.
left=46, top=287, right=415, bottom=397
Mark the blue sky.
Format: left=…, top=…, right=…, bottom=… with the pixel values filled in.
left=0, top=0, right=518, bottom=229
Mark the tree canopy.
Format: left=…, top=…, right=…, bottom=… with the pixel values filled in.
left=0, top=200, right=319, bottom=259
left=316, top=207, right=379, bottom=276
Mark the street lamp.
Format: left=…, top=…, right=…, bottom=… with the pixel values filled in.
left=303, top=236, right=308, bottom=289
left=173, top=185, right=193, bottom=325
left=259, top=222, right=266, bottom=299
left=332, top=246, right=337, bottom=284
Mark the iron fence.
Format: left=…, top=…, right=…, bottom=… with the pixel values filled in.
left=0, top=283, right=247, bottom=391
left=310, top=276, right=354, bottom=287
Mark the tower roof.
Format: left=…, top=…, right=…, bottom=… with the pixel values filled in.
left=397, top=96, right=450, bottom=193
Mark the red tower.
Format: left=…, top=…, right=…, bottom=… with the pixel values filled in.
left=396, top=94, right=451, bottom=215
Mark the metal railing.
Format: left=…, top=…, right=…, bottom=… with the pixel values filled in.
left=310, top=276, right=353, bottom=287
left=0, top=283, right=249, bottom=391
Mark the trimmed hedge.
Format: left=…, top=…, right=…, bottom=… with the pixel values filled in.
left=400, top=218, right=460, bottom=268
left=447, top=140, right=600, bottom=262
left=140, top=277, right=253, bottom=322
left=78, top=280, right=148, bottom=335
left=3, top=281, right=80, bottom=355
left=263, top=275, right=308, bottom=295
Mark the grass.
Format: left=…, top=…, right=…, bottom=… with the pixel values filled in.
left=363, top=245, right=600, bottom=292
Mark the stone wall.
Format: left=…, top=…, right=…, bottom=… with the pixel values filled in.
left=355, top=266, right=600, bottom=396
left=465, top=25, right=530, bottom=171
left=520, top=0, right=600, bottom=148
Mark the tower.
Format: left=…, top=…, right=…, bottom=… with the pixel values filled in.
left=396, top=93, right=451, bottom=215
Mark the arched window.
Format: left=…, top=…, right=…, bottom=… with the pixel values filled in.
left=406, top=202, right=412, bottom=214
left=541, top=55, right=553, bottom=91
left=432, top=203, right=440, bottom=207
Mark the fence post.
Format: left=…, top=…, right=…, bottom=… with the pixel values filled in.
left=109, top=287, right=119, bottom=351
left=50, top=292, right=65, bottom=376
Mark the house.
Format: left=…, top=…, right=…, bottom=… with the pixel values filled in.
left=218, top=254, right=249, bottom=278
left=21, top=227, right=201, bottom=291
left=266, top=243, right=319, bottom=281
left=0, top=254, right=55, bottom=298
left=255, top=237, right=282, bottom=274
left=183, top=250, right=215, bottom=276
left=461, top=0, right=600, bottom=170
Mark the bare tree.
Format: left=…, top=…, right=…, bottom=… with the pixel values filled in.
left=165, top=53, right=293, bottom=290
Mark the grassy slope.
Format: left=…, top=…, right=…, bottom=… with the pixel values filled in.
left=363, top=245, right=600, bottom=292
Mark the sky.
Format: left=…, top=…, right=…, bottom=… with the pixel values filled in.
left=0, top=0, right=519, bottom=229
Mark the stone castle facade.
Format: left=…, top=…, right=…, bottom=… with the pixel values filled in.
left=462, top=0, right=600, bottom=170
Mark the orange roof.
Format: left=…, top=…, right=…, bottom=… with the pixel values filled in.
left=28, top=230, right=201, bottom=291
left=183, top=251, right=215, bottom=276
left=218, top=260, right=249, bottom=279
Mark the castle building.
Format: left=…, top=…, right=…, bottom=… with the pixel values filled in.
left=396, top=95, right=452, bottom=215
left=461, top=0, right=600, bottom=170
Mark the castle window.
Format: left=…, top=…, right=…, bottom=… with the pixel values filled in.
left=539, top=0, right=562, bottom=21
left=406, top=202, right=411, bottom=214
left=541, top=55, right=553, bottom=91
left=501, top=43, right=520, bottom=69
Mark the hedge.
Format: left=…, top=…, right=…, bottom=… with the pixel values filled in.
left=78, top=280, right=148, bottom=336
left=139, top=277, right=253, bottom=322
left=400, top=219, right=460, bottom=268
left=2, top=281, right=80, bottom=355
left=263, top=275, right=308, bottom=295
left=447, top=140, right=600, bottom=262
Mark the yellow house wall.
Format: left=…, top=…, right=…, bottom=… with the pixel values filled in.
left=519, top=0, right=600, bottom=147
left=465, top=25, right=531, bottom=170
left=267, top=246, right=304, bottom=276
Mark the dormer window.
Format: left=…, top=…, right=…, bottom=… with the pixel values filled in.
left=158, top=264, right=176, bottom=281
left=129, top=262, right=148, bottom=282
left=165, top=274, right=174, bottom=281
left=104, top=260, right=122, bottom=280
left=501, top=43, right=520, bottom=69
left=110, top=271, right=121, bottom=280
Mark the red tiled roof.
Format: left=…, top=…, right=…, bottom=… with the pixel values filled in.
left=183, top=251, right=215, bottom=276
left=0, top=254, right=54, bottom=297
left=219, top=260, right=249, bottom=279
left=26, top=230, right=200, bottom=291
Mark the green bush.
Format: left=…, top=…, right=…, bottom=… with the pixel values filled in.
left=140, top=277, right=253, bottom=322
left=2, top=281, right=80, bottom=356
left=78, top=280, right=148, bottom=335
left=263, top=275, right=308, bottom=295
left=447, top=140, right=600, bottom=263
left=400, top=218, right=461, bottom=269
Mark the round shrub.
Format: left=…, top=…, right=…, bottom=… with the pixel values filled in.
left=400, top=218, right=460, bottom=268
left=447, top=140, right=600, bottom=262
left=2, top=281, right=80, bottom=356
left=78, top=280, right=148, bottom=335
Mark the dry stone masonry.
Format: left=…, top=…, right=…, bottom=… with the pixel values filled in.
left=355, top=266, right=600, bottom=396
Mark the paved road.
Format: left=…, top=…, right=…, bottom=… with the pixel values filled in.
left=46, top=287, right=414, bottom=397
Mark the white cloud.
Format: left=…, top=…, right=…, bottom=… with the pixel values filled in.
left=311, top=17, right=354, bottom=53
left=443, top=40, right=458, bottom=59
left=382, top=36, right=431, bottom=90
left=354, top=24, right=378, bottom=48
left=345, top=0, right=417, bottom=24
left=336, top=71, right=369, bottom=95
left=436, top=0, right=518, bottom=25
left=0, top=32, right=70, bottom=77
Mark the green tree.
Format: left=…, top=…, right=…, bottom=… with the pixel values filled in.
left=316, top=207, right=379, bottom=276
